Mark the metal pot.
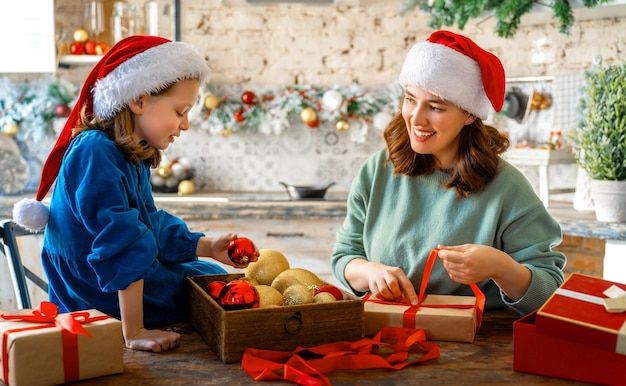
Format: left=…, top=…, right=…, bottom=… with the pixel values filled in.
left=279, top=182, right=336, bottom=200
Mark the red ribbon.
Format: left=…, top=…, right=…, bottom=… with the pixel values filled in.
left=241, top=326, right=440, bottom=386
left=365, top=248, right=486, bottom=330
left=1, top=301, right=110, bottom=385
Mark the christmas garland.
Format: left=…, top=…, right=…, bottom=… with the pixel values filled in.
left=189, top=83, right=403, bottom=140
left=399, top=0, right=612, bottom=38
left=1, top=77, right=403, bottom=143
left=0, top=77, right=77, bottom=141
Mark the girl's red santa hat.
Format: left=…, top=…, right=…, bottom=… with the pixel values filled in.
left=399, top=30, right=506, bottom=120
left=13, top=35, right=209, bottom=232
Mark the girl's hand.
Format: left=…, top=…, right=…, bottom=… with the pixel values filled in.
left=124, top=328, right=180, bottom=352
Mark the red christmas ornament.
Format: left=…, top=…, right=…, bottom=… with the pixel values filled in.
left=241, top=90, right=257, bottom=105
left=84, top=40, right=97, bottom=55
left=228, top=237, right=259, bottom=264
left=70, top=42, right=84, bottom=55
left=205, top=281, right=226, bottom=301
left=218, top=279, right=260, bottom=310
left=234, top=109, right=245, bottom=123
left=306, top=118, right=320, bottom=128
left=55, top=104, right=71, bottom=117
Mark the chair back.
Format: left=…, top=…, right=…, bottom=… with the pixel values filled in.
left=0, top=219, right=48, bottom=309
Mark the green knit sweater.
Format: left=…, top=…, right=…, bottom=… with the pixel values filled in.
left=331, top=148, right=566, bottom=315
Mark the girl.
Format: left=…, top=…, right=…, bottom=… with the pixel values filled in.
left=331, top=30, right=565, bottom=315
left=13, top=35, right=256, bottom=352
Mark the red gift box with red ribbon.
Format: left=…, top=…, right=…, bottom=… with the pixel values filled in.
left=513, top=311, right=626, bottom=385
left=363, top=249, right=485, bottom=342
left=1, top=302, right=123, bottom=386
left=535, top=273, right=626, bottom=356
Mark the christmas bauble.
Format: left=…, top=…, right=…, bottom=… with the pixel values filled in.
left=234, top=109, right=244, bottom=123
left=204, top=94, right=220, bottom=109
left=73, top=29, right=89, bottom=43
left=56, top=104, right=71, bottom=117
left=373, top=111, right=393, bottom=131
left=95, top=43, right=109, bottom=55
left=336, top=119, right=350, bottom=132
left=221, top=128, right=233, bottom=137
left=322, top=90, right=343, bottom=110
left=300, top=107, right=317, bottom=123
left=156, top=165, right=173, bottom=178
left=218, top=280, right=260, bottom=310
left=177, top=180, right=195, bottom=195
left=241, top=90, right=257, bottom=105
left=228, top=237, right=258, bottom=265
left=306, top=118, right=320, bottom=128
left=70, top=42, right=84, bottom=55
left=3, top=123, right=18, bottom=136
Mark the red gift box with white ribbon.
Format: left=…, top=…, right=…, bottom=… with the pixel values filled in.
left=0, top=301, right=123, bottom=386
left=536, top=273, right=626, bottom=356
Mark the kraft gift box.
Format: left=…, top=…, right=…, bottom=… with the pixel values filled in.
left=536, top=273, right=626, bottom=356
left=1, top=304, right=124, bottom=386
left=363, top=294, right=478, bottom=342
left=514, top=311, right=626, bottom=385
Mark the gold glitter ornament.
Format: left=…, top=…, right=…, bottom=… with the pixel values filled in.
left=300, top=107, right=317, bottom=123
left=221, top=128, right=233, bottom=137
left=204, top=94, right=220, bottom=109
left=336, top=119, right=350, bottom=132
left=177, top=180, right=195, bottom=196
left=156, top=165, right=173, bottom=178
left=2, top=123, right=18, bottom=136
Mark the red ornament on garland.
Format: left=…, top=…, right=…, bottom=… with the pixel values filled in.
left=55, top=104, right=71, bottom=117
left=241, top=90, right=257, bottom=105
left=234, top=109, right=245, bottom=123
left=306, top=118, right=320, bottom=128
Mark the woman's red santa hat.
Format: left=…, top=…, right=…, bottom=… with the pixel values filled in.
left=13, top=35, right=209, bottom=232
left=398, top=30, right=506, bottom=120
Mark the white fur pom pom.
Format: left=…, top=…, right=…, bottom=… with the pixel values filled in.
left=12, top=198, right=50, bottom=232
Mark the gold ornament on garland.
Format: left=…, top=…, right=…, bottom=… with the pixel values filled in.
left=300, top=107, right=317, bottom=123
left=221, top=127, right=233, bottom=137
left=204, top=94, right=220, bottom=109
left=3, top=123, right=19, bottom=136
left=336, top=119, right=350, bottom=132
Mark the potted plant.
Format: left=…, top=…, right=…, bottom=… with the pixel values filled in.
left=576, top=61, right=626, bottom=222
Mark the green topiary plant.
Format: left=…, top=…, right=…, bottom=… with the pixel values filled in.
left=577, top=62, right=626, bottom=181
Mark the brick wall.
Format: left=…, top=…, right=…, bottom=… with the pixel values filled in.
left=556, top=235, right=605, bottom=278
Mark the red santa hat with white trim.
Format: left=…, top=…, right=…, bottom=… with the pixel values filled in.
left=13, top=35, right=209, bottom=232
left=399, top=30, right=506, bottom=120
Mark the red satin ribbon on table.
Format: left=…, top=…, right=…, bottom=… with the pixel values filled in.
left=1, top=301, right=110, bottom=385
left=241, top=326, right=440, bottom=386
left=365, top=248, right=486, bottom=330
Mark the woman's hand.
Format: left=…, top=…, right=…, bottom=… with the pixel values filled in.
left=437, top=243, right=531, bottom=301
left=345, top=259, right=418, bottom=305
left=124, top=328, right=180, bottom=352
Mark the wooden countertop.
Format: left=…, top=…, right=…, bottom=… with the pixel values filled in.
left=73, top=309, right=583, bottom=385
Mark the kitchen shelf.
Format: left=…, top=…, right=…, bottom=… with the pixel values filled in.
left=58, top=54, right=102, bottom=68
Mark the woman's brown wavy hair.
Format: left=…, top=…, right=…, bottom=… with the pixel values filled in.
left=72, top=84, right=180, bottom=168
left=384, top=98, right=510, bottom=199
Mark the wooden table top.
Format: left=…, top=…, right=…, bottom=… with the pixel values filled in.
left=70, top=309, right=586, bottom=385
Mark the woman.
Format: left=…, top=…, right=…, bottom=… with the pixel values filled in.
left=331, top=30, right=565, bottom=315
